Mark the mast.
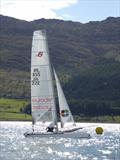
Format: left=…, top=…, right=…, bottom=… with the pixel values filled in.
left=53, top=69, right=64, bottom=128
left=45, top=32, right=58, bottom=130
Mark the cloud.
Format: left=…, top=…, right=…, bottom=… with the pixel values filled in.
left=62, top=14, right=74, bottom=19
left=1, top=0, right=78, bottom=21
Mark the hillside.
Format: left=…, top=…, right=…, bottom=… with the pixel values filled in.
left=0, top=15, right=120, bottom=117
left=0, top=15, right=120, bottom=71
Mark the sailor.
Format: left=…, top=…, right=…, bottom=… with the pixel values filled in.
left=46, top=123, right=55, bottom=132
left=32, top=125, right=34, bottom=132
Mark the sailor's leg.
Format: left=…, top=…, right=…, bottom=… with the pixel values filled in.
left=32, top=125, right=34, bottom=132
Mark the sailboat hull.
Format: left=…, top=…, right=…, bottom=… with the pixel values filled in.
left=24, top=130, right=91, bottom=139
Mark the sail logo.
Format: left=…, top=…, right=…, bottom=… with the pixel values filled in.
left=37, top=51, right=43, bottom=57
left=61, top=109, right=69, bottom=117
left=32, top=106, right=50, bottom=110
left=32, top=98, right=53, bottom=103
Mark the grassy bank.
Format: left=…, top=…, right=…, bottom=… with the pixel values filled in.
left=0, top=112, right=31, bottom=121
left=0, top=98, right=31, bottom=121
left=0, top=98, right=120, bottom=123
left=74, top=115, right=120, bottom=123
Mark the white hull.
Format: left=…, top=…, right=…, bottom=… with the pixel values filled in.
left=24, top=130, right=91, bottom=139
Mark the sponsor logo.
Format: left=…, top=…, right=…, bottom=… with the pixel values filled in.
left=61, top=109, right=69, bottom=117
left=32, top=98, right=53, bottom=103
left=32, top=106, right=52, bottom=110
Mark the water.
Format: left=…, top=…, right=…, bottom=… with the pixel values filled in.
left=0, top=122, right=119, bottom=160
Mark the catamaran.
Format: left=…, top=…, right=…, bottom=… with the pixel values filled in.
left=24, top=30, right=91, bottom=138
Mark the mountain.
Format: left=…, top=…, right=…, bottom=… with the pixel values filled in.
left=0, top=15, right=120, bottom=116
left=0, top=15, right=120, bottom=71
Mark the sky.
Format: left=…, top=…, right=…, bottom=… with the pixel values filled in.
left=0, top=0, right=120, bottom=23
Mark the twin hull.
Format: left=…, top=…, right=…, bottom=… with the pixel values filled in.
left=24, top=131, right=91, bottom=139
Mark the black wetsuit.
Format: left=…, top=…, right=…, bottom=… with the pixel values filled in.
left=47, top=127, right=54, bottom=132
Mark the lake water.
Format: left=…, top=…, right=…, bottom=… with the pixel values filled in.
left=0, top=122, right=119, bottom=160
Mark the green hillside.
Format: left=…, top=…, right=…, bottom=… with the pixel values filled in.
left=0, top=15, right=120, bottom=120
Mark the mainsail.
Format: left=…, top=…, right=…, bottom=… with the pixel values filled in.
left=54, top=69, right=75, bottom=128
left=31, top=30, right=57, bottom=126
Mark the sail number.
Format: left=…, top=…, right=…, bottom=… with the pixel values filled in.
left=32, top=68, right=40, bottom=85
left=32, top=77, right=40, bottom=85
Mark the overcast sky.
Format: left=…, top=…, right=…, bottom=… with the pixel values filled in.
left=1, top=0, right=120, bottom=23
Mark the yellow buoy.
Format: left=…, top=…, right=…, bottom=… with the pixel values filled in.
left=95, top=127, right=104, bottom=135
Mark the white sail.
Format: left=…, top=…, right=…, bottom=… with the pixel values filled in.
left=54, top=69, right=75, bottom=127
left=31, top=30, right=57, bottom=126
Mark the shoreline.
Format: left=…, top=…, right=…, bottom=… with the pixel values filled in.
left=0, top=119, right=119, bottom=124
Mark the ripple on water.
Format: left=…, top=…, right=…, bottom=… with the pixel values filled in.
left=0, top=122, right=120, bottom=160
